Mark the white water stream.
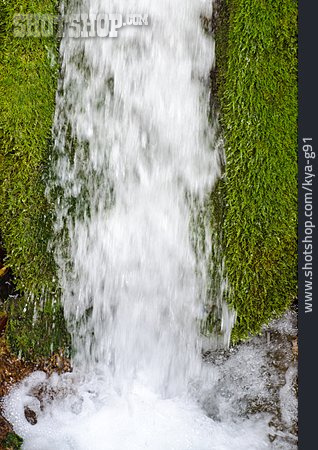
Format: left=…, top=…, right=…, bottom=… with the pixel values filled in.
left=3, top=1, right=291, bottom=448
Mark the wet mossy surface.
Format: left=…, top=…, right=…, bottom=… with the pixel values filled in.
left=0, top=0, right=297, bottom=360
left=1, top=432, right=23, bottom=450
left=213, top=0, right=297, bottom=341
left=0, top=1, right=70, bottom=359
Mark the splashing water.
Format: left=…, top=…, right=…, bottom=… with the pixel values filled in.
left=3, top=0, right=277, bottom=448
left=47, top=0, right=233, bottom=394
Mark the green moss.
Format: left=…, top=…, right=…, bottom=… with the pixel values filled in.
left=0, top=0, right=69, bottom=358
left=0, top=0, right=297, bottom=355
left=214, top=0, right=297, bottom=341
left=6, top=291, right=70, bottom=359
left=1, top=432, right=23, bottom=449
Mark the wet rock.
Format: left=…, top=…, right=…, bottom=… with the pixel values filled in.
left=202, top=309, right=298, bottom=449
left=0, top=314, right=7, bottom=335
left=0, top=239, right=16, bottom=304
left=0, top=416, right=13, bottom=444
left=0, top=337, right=72, bottom=445
left=292, top=338, right=298, bottom=358
left=24, top=406, right=37, bottom=425
left=0, top=431, right=23, bottom=449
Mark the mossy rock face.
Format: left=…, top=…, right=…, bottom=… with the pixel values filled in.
left=0, top=0, right=297, bottom=355
left=7, top=292, right=71, bottom=360
left=1, top=432, right=23, bottom=450
left=0, top=0, right=70, bottom=358
left=213, top=0, right=297, bottom=341
left=0, top=0, right=58, bottom=295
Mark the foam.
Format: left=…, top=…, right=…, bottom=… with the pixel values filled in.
left=4, top=372, right=271, bottom=450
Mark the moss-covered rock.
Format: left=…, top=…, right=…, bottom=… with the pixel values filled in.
left=0, top=0, right=69, bottom=358
left=0, top=0, right=297, bottom=356
left=1, top=432, right=23, bottom=450
left=213, top=0, right=297, bottom=341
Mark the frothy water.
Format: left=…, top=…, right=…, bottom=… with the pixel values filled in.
left=3, top=0, right=279, bottom=448
left=3, top=371, right=271, bottom=450
left=48, top=0, right=233, bottom=394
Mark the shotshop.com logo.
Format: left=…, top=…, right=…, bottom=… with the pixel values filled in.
left=13, top=13, right=149, bottom=38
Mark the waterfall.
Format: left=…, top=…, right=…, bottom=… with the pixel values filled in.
left=3, top=1, right=276, bottom=448
left=50, top=0, right=230, bottom=395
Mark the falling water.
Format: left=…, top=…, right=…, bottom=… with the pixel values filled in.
left=49, top=0, right=232, bottom=394
left=3, top=1, right=281, bottom=448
